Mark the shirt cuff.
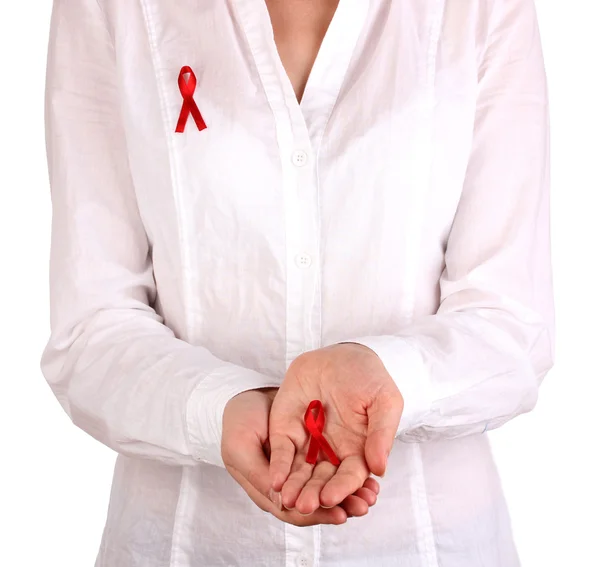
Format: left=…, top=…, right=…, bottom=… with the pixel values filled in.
left=338, top=335, right=432, bottom=437
left=186, top=366, right=281, bottom=467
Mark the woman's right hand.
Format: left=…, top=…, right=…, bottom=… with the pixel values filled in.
left=222, top=387, right=379, bottom=526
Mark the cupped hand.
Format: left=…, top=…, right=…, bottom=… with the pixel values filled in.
left=221, top=386, right=380, bottom=525
left=268, top=343, right=404, bottom=515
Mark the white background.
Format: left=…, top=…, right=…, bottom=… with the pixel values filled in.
left=0, top=2, right=598, bottom=566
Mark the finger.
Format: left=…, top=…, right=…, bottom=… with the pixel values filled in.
left=268, top=434, right=296, bottom=492
left=365, top=392, right=402, bottom=477
left=290, top=504, right=348, bottom=526
left=352, top=487, right=378, bottom=507
left=295, top=461, right=337, bottom=515
left=320, top=455, right=369, bottom=509
left=323, top=481, right=377, bottom=509
left=231, top=434, right=278, bottom=503
left=280, top=451, right=314, bottom=510
left=226, top=435, right=348, bottom=525
left=363, top=477, right=380, bottom=495
left=339, top=494, right=370, bottom=518
left=229, top=466, right=348, bottom=526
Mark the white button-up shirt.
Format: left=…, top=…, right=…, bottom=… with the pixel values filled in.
left=42, top=0, right=554, bottom=565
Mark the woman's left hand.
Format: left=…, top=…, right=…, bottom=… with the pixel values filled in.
left=268, top=343, right=404, bottom=515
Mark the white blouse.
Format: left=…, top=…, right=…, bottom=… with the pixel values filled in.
left=42, top=0, right=554, bottom=565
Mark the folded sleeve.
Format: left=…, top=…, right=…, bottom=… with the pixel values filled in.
left=41, top=0, right=280, bottom=467
left=339, top=0, right=554, bottom=441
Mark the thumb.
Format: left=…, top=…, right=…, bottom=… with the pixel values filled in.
left=231, top=434, right=281, bottom=508
left=365, top=392, right=403, bottom=477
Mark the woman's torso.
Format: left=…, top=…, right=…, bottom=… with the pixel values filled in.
left=94, top=0, right=519, bottom=565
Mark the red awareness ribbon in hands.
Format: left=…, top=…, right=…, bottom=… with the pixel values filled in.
left=304, top=400, right=341, bottom=466
left=175, top=66, right=207, bottom=133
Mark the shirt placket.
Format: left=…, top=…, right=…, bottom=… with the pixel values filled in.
left=233, top=1, right=368, bottom=565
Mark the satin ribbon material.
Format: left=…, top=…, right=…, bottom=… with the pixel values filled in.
left=304, top=400, right=341, bottom=466
left=175, top=65, right=207, bottom=133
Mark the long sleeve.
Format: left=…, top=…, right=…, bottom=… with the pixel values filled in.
left=41, top=0, right=280, bottom=467
left=340, top=0, right=554, bottom=441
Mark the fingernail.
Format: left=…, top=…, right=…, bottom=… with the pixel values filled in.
left=268, top=488, right=282, bottom=511
left=321, top=505, right=335, bottom=509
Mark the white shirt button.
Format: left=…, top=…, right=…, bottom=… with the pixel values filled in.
left=296, top=555, right=311, bottom=567
left=291, top=150, right=308, bottom=167
left=295, top=253, right=312, bottom=269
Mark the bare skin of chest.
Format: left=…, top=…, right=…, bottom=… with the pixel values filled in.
left=264, top=0, right=340, bottom=102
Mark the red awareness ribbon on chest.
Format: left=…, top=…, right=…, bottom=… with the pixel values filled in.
left=175, top=65, right=207, bottom=133
left=304, top=400, right=341, bottom=466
